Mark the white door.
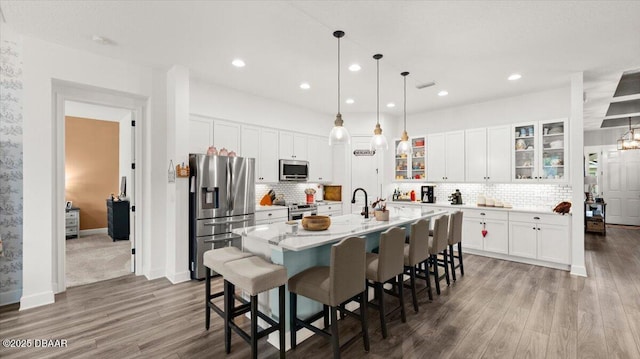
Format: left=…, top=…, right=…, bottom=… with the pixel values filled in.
left=427, top=133, right=446, bottom=181
left=188, top=117, right=213, bottom=154
left=307, top=136, right=331, bottom=182
left=537, top=223, right=570, bottom=264
left=461, top=218, right=483, bottom=250
left=487, top=126, right=512, bottom=182
left=293, top=134, right=308, bottom=161
left=259, top=129, right=279, bottom=183
left=240, top=125, right=260, bottom=180
left=213, top=120, right=240, bottom=153
left=278, top=131, right=294, bottom=159
left=482, top=219, right=509, bottom=254
left=445, top=131, right=466, bottom=181
left=465, top=128, right=487, bottom=182
left=603, top=148, right=640, bottom=225
left=350, top=137, right=380, bottom=214
left=509, top=221, right=537, bottom=259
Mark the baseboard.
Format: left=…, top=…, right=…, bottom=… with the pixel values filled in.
left=19, top=290, right=55, bottom=311
left=166, top=271, right=190, bottom=284
left=570, top=265, right=588, bottom=277
left=462, top=248, right=571, bottom=271
left=145, top=267, right=165, bottom=280
left=79, top=228, right=108, bottom=236
left=0, top=289, right=22, bottom=306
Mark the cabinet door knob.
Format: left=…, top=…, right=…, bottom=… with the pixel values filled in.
left=268, top=213, right=272, bottom=216
left=534, top=216, right=540, bottom=220
left=537, top=228, right=540, bottom=231
left=533, top=227, right=536, bottom=230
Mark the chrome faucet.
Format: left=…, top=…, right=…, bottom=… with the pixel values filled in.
left=351, top=188, right=369, bottom=219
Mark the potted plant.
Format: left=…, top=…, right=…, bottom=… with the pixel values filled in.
left=371, top=198, right=389, bottom=221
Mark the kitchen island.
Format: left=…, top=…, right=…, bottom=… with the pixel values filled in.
left=232, top=206, right=447, bottom=349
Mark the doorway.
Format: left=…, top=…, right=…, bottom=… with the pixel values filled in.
left=602, top=146, right=640, bottom=225
left=64, top=101, right=134, bottom=287
left=52, top=80, right=145, bottom=293
left=350, top=136, right=383, bottom=214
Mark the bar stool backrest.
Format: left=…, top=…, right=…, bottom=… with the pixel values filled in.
left=432, top=215, right=450, bottom=254
left=330, top=236, right=366, bottom=306
left=448, top=211, right=464, bottom=246
left=377, top=227, right=406, bottom=283
left=408, top=219, right=430, bottom=265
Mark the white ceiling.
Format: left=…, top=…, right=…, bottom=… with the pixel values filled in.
left=2, top=1, right=639, bottom=130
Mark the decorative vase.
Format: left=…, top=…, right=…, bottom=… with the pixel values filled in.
left=374, top=210, right=389, bottom=221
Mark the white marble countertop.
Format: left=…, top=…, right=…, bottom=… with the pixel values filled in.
left=234, top=207, right=447, bottom=251
left=389, top=201, right=571, bottom=216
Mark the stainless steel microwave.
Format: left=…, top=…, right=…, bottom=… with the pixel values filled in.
left=279, top=159, right=309, bottom=181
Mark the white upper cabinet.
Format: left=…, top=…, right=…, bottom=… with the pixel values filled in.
left=512, top=118, right=568, bottom=183
left=279, top=131, right=308, bottom=160
left=428, top=131, right=465, bottom=182
left=465, top=126, right=511, bottom=182
left=241, top=125, right=278, bottom=183
left=188, top=117, right=214, bottom=154
left=213, top=120, right=241, bottom=154
left=307, top=135, right=332, bottom=183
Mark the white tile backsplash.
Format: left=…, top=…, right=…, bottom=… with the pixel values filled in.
left=395, top=182, right=573, bottom=209
left=256, top=183, right=324, bottom=205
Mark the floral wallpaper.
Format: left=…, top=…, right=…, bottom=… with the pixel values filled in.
left=0, top=36, right=23, bottom=304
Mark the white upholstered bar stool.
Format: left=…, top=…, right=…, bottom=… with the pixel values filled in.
left=203, top=247, right=254, bottom=330
left=223, top=256, right=288, bottom=359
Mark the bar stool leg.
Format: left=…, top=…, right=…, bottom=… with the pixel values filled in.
left=376, top=282, right=388, bottom=339
left=443, top=249, right=450, bottom=286
left=278, top=285, right=285, bottom=359
left=432, top=255, right=441, bottom=295
left=250, top=295, right=258, bottom=359
left=458, top=242, right=465, bottom=276
left=449, top=244, right=457, bottom=282
left=361, top=287, right=370, bottom=352
left=205, top=269, right=211, bottom=330
left=224, top=280, right=232, bottom=354
left=323, top=305, right=330, bottom=329
left=290, top=292, right=297, bottom=350
left=330, top=306, right=340, bottom=359
left=397, top=274, right=407, bottom=323
left=409, top=266, right=419, bottom=312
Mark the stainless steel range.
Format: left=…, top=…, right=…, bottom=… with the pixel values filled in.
left=288, top=203, right=317, bottom=220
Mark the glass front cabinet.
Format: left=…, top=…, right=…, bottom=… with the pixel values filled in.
left=512, top=119, right=568, bottom=182
left=394, top=135, right=426, bottom=181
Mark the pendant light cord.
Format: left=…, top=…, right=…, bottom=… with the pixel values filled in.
left=376, top=57, right=380, bottom=125
left=337, top=36, right=341, bottom=114
left=403, top=74, right=407, bottom=131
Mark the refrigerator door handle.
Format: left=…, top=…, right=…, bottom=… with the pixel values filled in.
left=203, top=218, right=251, bottom=226
left=227, top=160, right=234, bottom=212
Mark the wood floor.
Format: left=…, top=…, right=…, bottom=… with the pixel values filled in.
left=1, top=226, right=639, bottom=358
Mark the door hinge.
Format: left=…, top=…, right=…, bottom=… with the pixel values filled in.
left=131, top=248, right=135, bottom=255
left=131, top=205, right=136, bottom=212
left=131, top=163, right=135, bottom=170
left=131, top=120, right=136, bottom=127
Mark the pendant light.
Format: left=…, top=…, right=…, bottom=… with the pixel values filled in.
left=396, top=71, right=413, bottom=155
left=617, top=117, right=640, bottom=150
left=329, top=30, right=351, bottom=145
left=370, top=54, right=389, bottom=151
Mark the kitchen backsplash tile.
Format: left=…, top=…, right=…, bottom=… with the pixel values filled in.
left=256, top=183, right=324, bottom=205
left=395, top=182, right=572, bottom=209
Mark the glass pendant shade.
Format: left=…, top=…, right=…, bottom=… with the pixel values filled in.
left=329, top=113, right=351, bottom=145
left=329, top=30, right=350, bottom=146
left=617, top=117, right=640, bottom=150
left=370, top=123, right=389, bottom=150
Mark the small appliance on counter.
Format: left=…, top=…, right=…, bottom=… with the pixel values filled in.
left=448, top=189, right=463, bottom=205
left=421, top=185, right=435, bottom=203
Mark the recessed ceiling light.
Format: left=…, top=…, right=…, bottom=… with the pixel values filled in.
left=345, top=98, right=355, bottom=104
left=299, top=82, right=311, bottom=90
left=232, top=59, right=246, bottom=68
left=386, top=102, right=395, bottom=108
left=438, top=90, right=449, bottom=97
left=508, top=73, right=522, bottom=81
left=92, top=35, right=114, bottom=45
left=349, top=64, right=361, bottom=72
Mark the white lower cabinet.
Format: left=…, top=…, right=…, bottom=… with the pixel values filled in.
left=462, top=209, right=508, bottom=254
left=255, top=208, right=288, bottom=225
left=317, top=203, right=342, bottom=217
left=508, top=213, right=571, bottom=264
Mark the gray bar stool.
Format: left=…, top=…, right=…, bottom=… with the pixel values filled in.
left=428, top=215, right=450, bottom=295
left=366, top=227, right=407, bottom=339
left=289, top=236, right=369, bottom=359
left=203, top=247, right=254, bottom=330
left=403, top=219, right=432, bottom=312
left=447, top=211, right=464, bottom=281
left=223, top=256, right=288, bottom=359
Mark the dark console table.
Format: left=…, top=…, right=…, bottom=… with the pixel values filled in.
left=107, top=199, right=130, bottom=241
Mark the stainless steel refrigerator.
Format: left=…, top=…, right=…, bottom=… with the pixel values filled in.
left=189, top=154, right=255, bottom=279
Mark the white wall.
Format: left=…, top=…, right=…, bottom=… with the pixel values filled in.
left=584, top=127, right=627, bottom=146
left=20, top=34, right=164, bottom=309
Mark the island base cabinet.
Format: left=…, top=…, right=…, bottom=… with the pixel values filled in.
left=537, top=224, right=570, bottom=264
left=508, top=222, right=538, bottom=259
left=462, top=218, right=508, bottom=254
